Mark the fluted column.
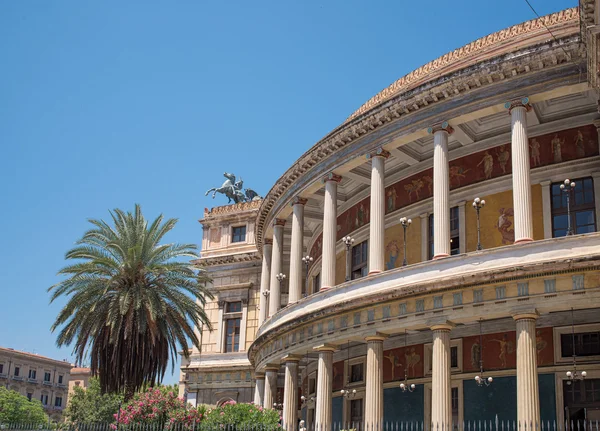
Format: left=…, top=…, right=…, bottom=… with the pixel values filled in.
left=259, top=240, right=273, bottom=325
left=254, top=372, right=265, bottom=406
left=264, top=366, right=279, bottom=409
left=269, top=219, right=285, bottom=317
left=365, top=333, right=387, bottom=429
left=367, top=149, right=390, bottom=275
left=282, top=355, right=302, bottom=431
left=289, top=198, right=307, bottom=304
left=428, top=122, right=453, bottom=259
left=506, top=98, right=533, bottom=243
left=321, top=174, right=342, bottom=290
left=314, top=344, right=336, bottom=431
left=514, top=312, right=540, bottom=426
left=431, top=323, right=454, bottom=428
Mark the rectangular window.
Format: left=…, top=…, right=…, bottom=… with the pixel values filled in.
left=40, top=394, right=48, bottom=405
left=518, top=282, right=529, bottom=297
left=350, top=398, right=364, bottom=424
left=14, top=367, right=20, bottom=377
left=433, top=296, right=443, bottom=309
left=26, top=393, right=32, bottom=401
left=473, top=289, right=483, bottom=303
left=231, top=225, right=246, bottom=243
left=416, top=299, right=425, bottom=313
left=551, top=177, right=596, bottom=237
left=58, top=375, right=63, bottom=384
left=450, top=346, right=458, bottom=368
left=226, top=301, right=242, bottom=313
left=0, top=364, right=3, bottom=374
left=55, top=397, right=62, bottom=407
left=561, top=331, right=600, bottom=357
left=28, top=369, right=36, bottom=379
left=313, top=273, right=321, bottom=293
left=44, top=372, right=51, bottom=382
left=453, top=292, right=463, bottom=306
left=495, top=286, right=506, bottom=300
left=572, top=275, right=585, bottom=291
left=544, top=279, right=556, bottom=294
left=451, top=387, right=459, bottom=425
left=225, top=318, right=241, bottom=352
left=351, top=240, right=368, bottom=280
left=429, top=207, right=460, bottom=259
left=350, top=363, right=364, bottom=383
left=309, top=378, right=316, bottom=394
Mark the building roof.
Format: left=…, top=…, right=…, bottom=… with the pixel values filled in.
left=70, top=367, right=91, bottom=375
left=0, top=346, right=73, bottom=368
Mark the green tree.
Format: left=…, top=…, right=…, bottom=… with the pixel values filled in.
left=0, top=387, right=48, bottom=424
left=49, top=205, right=213, bottom=398
left=64, top=377, right=122, bottom=423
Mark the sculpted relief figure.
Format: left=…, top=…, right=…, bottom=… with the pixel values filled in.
left=551, top=134, right=564, bottom=163
left=574, top=130, right=585, bottom=158
left=478, top=151, right=494, bottom=179
left=496, top=146, right=510, bottom=174
left=529, top=138, right=541, bottom=167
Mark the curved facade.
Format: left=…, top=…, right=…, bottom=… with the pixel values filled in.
left=182, top=3, right=600, bottom=429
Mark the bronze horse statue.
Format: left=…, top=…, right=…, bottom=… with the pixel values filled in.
left=205, top=172, right=261, bottom=204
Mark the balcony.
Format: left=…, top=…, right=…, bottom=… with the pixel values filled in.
left=0, top=373, right=7, bottom=379
left=42, top=380, right=53, bottom=387
left=12, top=376, right=24, bottom=381
left=27, top=378, right=38, bottom=384
left=56, top=383, right=67, bottom=389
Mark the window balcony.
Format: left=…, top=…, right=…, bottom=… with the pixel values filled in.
left=42, top=381, right=53, bottom=387
left=56, top=383, right=67, bottom=389
left=0, top=373, right=7, bottom=379
left=27, top=378, right=38, bottom=384
left=12, top=376, right=24, bottom=381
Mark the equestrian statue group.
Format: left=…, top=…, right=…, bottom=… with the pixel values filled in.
left=205, top=172, right=262, bottom=204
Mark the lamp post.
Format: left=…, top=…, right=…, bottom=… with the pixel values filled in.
left=472, top=197, right=486, bottom=251
left=342, top=236, right=355, bottom=281
left=340, top=341, right=357, bottom=398
left=276, top=273, right=286, bottom=300
left=566, top=308, right=587, bottom=384
left=399, top=217, right=412, bottom=266
left=301, top=255, right=313, bottom=297
left=474, top=320, right=493, bottom=387
left=560, top=179, right=576, bottom=236
left=399, top=333, right=415, bottom=392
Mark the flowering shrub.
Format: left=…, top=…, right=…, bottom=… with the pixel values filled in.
left=113, top=387, right=190, bottom=427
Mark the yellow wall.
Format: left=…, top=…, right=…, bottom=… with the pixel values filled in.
left=465, top=185, right=544, bottom=252
left=335, top=252, right=346, bottom=285
left=384, top=216, right=422, bottom=269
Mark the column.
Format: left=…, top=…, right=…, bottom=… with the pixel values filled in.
left=420, top=213, right=429, bottom=261
left=591, top=172, right=600, bottom=230
left=254, top=372, right=265, bottom=406
left=364, top=333, right=387, bottom=429
left=321, top=174, right=342, bottom=290
left=428, top=122, right=453, bottom=259
left=314, top=344, right=336, bottom=431
left=540, top=181, right=552, bottom=239
left=506, top=98, right=533, bottom=243
left=458, top=201, right=466, bottom=253
left=269, top=219, right=285, bottom=317
left=264, top=366, right=279, bottom=409
left=289, top=198, right=307, bottom=304
left=259, top=239, right=273, bottom=325
left=239, top=299, right=248, bottom=350
left=282, top=355, right=302, bottom=431
left=430, top=323, right=454, bottom=429
left=367, top=149, right=390, bottom=275
left=217, top=300, right=225, bottom=352
left=513, top=312, right=540, bottom=426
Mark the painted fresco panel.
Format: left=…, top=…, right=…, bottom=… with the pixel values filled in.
left=332, top=361, right=344, bottom=391
left=463, top=331, right=517, bottom=372
left=383, top=344, right=424, bottom=383
left=536, top=327, right=554, bottom=366
left=384, top=217, right=422, bottom=269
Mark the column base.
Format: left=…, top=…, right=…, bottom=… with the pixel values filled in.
left=368, top=270, right=382, bottom=275
left=320, top=286, right=331, bottom=291
left=433, top=253, right=449, bottom=260
left=514, top=237, right=533, bottom=244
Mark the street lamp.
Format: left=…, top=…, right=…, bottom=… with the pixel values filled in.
left=399, top=217, right=412, bottom=266
left=342, top=236, right=355, bottom=281
left=566, top=308, right=587, bottom=384
left=474, top=320, right=493, bottom=387
left=276, top=273, right=286, bottom=294
left=399, top=333, right=415, bottom=393
left=560, top=179, right=576, bottom=236
left=340, top=341, right=357, bottom=398
left=472, top=197, right=486, bottom=251
left=302, top=255, right=313, bottom=297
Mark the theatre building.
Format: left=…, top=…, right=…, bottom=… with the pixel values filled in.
left=181, top=3, right=600, bottom=429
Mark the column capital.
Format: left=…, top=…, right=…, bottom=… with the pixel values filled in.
left=504, top=97, right=532, bottom=114
left=313, top=343, right=338, bottom=352
left=255, top=372, right=265, bottom=379
left=265, top=364, right=280, bottom=372
left=365, top=332, right=388, bottom=342
left=427, top=121, right=454, bottom=135
left=217, top=300, right=226, bottom=309
left=430, top=321, right=455, bottom=332
left=512, top=310, right=539, bottom=321
left=264, top=238, right=273, bottom=245
left=281, top=354, right=303, bottom=363
left=365, top=148, right=391, bottom=160
left=420, top=212, right=428, bottom=219
left=290, top=197, right=308, bottom=207
left=322, top=173, right=343, bottom=184
left=593, top=119, right=600, bottom=129
left=591, top=171, right=600, bottom=179
left=273, top=218, right=286, bottom=227
left=539, top=180, right=552, bottom=187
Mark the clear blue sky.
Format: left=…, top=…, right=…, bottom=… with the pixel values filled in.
left=0, top=0, right=574, bottom=384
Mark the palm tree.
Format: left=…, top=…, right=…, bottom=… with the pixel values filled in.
left=49, top=204, right=213, bottom=397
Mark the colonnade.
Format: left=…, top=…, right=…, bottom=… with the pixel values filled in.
left=255, top=313, right=541, bottom=430
left=257, top=98, right=533, bottom=325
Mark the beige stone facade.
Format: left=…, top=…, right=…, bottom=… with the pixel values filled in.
left=68, top=367, right=91, bottom=397
left=182, top=2, right=600, bottom=428
left=0, top=347, right=72, bottom=420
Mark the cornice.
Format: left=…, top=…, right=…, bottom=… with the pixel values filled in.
left=202, top=200, right=262, bottom=222
left=255, top=26, right=584, bottom=253
left=192, top=252, right=261, bottom=267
